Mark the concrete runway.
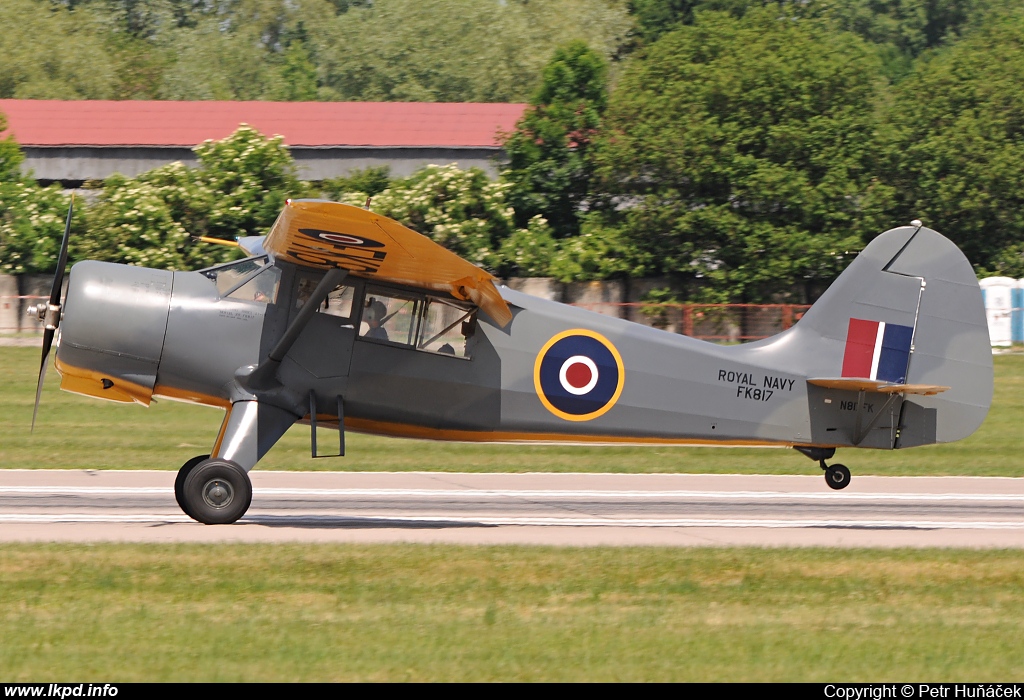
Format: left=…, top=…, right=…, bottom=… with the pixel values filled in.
left=3, top=470, right=1024, bottom=547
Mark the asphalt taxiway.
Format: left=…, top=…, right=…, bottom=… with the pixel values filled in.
left=2, top=470, right=1024, bottom=547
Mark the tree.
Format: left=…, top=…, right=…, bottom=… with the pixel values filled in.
left=501, top=41, right=608, bottom=240
left=884, top=8, right=1024, bottom=274
left=312, top=0, right=630, bottom=102
left=0, top=117, right=77, bottom=275
left=0, top=0, right=117, bottom=99
left=0, top=114, right=24, bottom=183
left=595, top=8, right=894, bottom=302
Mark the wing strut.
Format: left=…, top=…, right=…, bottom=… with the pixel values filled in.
left=244, top=267, right=348, bottom=391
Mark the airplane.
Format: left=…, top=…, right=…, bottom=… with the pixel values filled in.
left=29, top=199, right=994, bottom=524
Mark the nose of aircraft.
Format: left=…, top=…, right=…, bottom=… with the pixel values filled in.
left=54, top=260, right=172, bottom=404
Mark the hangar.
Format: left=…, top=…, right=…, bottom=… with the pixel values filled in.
left=0, top=99, right=526, bottom=186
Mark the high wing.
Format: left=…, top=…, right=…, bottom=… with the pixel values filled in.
left=263, top=199, right=512, bottom=327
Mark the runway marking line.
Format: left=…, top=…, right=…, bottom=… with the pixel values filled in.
left=1, top=513, right=1023, bottom=530
left=4, top=487, right=1024, bottom=502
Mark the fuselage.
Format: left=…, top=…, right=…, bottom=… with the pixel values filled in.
left=54, top=227, right=992, bottom=453
left=50, top=256, right=847, bottom=449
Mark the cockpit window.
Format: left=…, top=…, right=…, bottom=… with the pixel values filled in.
left=200, top=256, right=268, bottom=296
left=199, top=257, right=280, bottom=304
left=225, top=266, right=281, bottom=304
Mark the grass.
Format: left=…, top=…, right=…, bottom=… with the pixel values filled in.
left=5, top=346, right=1024, bottom=475
left=6, top=349, right=1024, bottom=681
left=1, top=544, right=1024, bottom=681
left=4, top=346, right=1024, bottom=476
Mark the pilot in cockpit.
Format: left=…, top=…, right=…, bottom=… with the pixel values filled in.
left=362, top=299, right=390, bottom=341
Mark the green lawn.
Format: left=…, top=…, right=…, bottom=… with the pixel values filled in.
left=1, top=544, right=1023, bottom=681
left=4, top=346, right=1023, bottom=475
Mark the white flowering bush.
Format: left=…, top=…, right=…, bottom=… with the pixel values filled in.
left=0, top=181, right=73, bottom=275
left=353, top=163, right=565, bottom=276
left=0, top=133, right=622, bottom=281
left=77, top=126, right=306, bottom=271
left=365, top=164, right=519, bottom=270
left=498, top=215, right=557, bottom=277
left=194, top=125, right=306, bottom=242
left=79, top=175, right=197, bottom=270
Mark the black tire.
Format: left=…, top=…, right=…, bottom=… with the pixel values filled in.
left=175, top=454, right=210, bottom=518
left=182, top=459, right=252, bottom=525
left=825, top=464, right=851, bottom=490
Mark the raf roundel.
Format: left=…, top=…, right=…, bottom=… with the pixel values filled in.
left=534, top=330, right=625, bottom=421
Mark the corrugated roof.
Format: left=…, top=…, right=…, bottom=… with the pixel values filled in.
left=0, top=100, right=527, bottom=148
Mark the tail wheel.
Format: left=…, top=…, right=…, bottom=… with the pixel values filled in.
left=825, top=464, right=851, bottom=490
left=182, top=459, right=252, bottom=524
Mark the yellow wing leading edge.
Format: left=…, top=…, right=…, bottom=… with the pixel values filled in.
left=263, top=199, right=512, bottom=327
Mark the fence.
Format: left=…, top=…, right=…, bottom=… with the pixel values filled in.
left=0, top=295, right=48, bottom=334
left=570, top=302, right=811, bottom=341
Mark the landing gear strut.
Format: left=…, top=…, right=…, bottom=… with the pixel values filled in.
left=794, top=447, right=852, bottom=490
left=175, top=456, right=252, bottom=524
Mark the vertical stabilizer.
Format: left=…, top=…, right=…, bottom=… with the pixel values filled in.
left=787, top=225, right=992, bottom=445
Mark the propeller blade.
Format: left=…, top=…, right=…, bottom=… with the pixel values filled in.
left=31, top=329, right=55, bottom=433
left=31, top=195, right=74, bottom=432
left=49, top=193, right=74, bottom=308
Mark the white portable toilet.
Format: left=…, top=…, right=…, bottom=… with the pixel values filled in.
left=980, top=276, right=1016, bottom=347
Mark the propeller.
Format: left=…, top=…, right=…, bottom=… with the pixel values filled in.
left=29, top=194, right=74, bottom=432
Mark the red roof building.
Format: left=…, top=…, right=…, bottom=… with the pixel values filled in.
left=0, top=100, right=527, bottom=183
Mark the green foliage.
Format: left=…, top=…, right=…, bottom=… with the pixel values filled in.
left=77, top=174, right=196, bottom=270
left=320, top=166, right=393, bottom=200
left=548, top=214, right=638, bottom=282
left=0, top=112, right=23, bottom=183
left=366, top=164, right=519, bottom=269
left=71, top=126, right=304, bottom=271
left=884, top=8, right=1024, bottom=274
left=0, top=113, right=75, bottom=275
left=38, top=0, right=631, bottom=103
left=0, top=182, right=75, bottom=275
left=501, top=41, right=608, bottom=239
left=193, top=124, right=305, bottom=241
left=0, top=0, right=117, bottom=99
left=273, top=40, right=319, bottom=102
left=312, top=0, right=630, bottom=103
left=498, top=216, right=559, bottom=277
left=595, top=8, right=892, bottom=301
left=979, top=243, right=1024, bottom=279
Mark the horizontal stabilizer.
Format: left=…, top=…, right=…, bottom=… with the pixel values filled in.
left=807, top=377, right=949, bottom=396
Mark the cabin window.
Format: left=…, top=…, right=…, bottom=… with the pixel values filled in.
left=359, top=285, right=475, bottom=358
left=318, top=284, right=355, bottom=319
left=418, top=297, right=475, bottom=358
left=359, top=290, right=422, bottom=346
left=225, top=265, right=281, bottom=304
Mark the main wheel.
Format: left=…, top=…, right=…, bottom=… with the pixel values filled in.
left=182, top=459, right=252, bottom=524
left=175, top=454, right=210, bottom=518
left=825, top=463, right=851, bottom=490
